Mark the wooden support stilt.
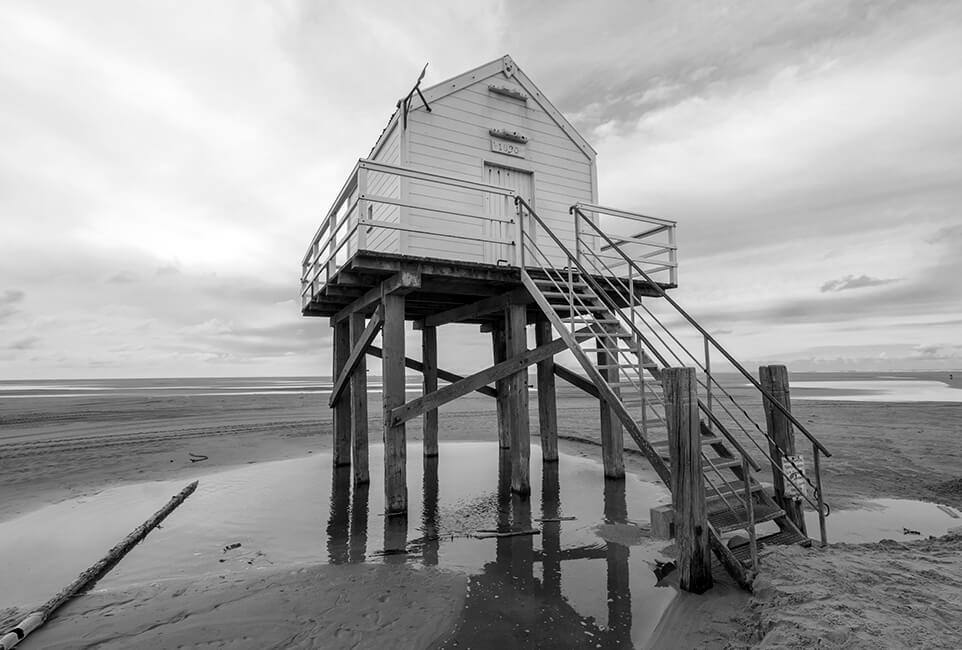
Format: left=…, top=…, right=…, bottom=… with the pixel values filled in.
left=492, top=323, right=510, bottom=449
left=332, top=319, right=352, bottom=468
left=535, top=318, right=558, bottom=462
left=496, top=449, right=512, bottom=570
left=422, top=326, right=439, bottom=457
left=663, top=367, right=712, bottom=594
left=382, top=293, right=407, bottom=514
left=505, top=303, right=530, bottom=496
left=759, top=364, right=807, bottom=535
left=350, top=312, right=369, bottom=485
left=598, top=336, right=625, bottom=479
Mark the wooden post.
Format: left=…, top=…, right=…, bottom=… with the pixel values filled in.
left=422, top=326, right=439, bottom=457
left=505, top=303, right=530, bottom=496
left=492, top=323, right=510, bottom=449
left=663, top=367, right=712, bottom=594
left=759, top=364, right=807, bottom=535
left=598, top=337, right=625, bottom=479
left=496, top=449, right=512, bottom=570
left=535, top=318, right=558, bottom=462
left=349, top=312, right=369, bottom=485
left=332, top=319, right=352, bottom=468
left=382, top=293, right=407, bottom=514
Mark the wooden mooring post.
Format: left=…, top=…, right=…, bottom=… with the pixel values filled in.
left=663, top=367, right=712, bottom=594
left=759, top=365, right=807, bottom=535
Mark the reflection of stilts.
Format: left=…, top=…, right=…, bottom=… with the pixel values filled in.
left=540, top=461, right=562, bottom=598
left=383, top=512, right=408, bottom=564
left=422, top=455, right=440, bottom=566
left=604, top=478, right=632, bottom=647
left=495, top=449, right=512, bottom=571
left=349, top=480, right=369, bottom=563
left=327, top=465, right=351, bottom=564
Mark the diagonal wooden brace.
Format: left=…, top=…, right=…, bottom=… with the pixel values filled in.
left=329, top=306, right=383, bottom=407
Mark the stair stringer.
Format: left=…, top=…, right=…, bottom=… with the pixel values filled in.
left=522, top=271, right=753, bottom=588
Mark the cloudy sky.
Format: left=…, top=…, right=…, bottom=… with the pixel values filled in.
left=2, top=0, right=960, bottom=379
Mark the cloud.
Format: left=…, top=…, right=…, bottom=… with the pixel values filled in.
left=820, top=274, right=899, bottom=293
left=0, top=289, right=25, bottom=322
left=8, top=336, right=40, bottom=350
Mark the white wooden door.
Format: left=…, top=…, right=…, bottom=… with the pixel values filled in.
left=483, top=163, right=533, bottom=265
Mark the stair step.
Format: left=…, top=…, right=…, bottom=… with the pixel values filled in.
left=533, top=278, right=588, bottom=288
left=708, top=501, right=784, bottom=534
left=651, top=435, right=722, bottom=449
left=729, top=530, right=811, bottom=566
left=542, top=291, right=593, bottom=299
left=705, top=481, right=765, bottom=506
left=703, top=457, right=742, bottom=471
left=574, top=330, right=632, bottom=340
left=553, top=305, right=609, bottom=312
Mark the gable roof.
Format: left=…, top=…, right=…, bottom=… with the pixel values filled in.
left=416, top=55, right=596, bottom=159
left=369, top=55, right=596, bottom=161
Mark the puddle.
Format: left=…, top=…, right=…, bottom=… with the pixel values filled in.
left=808, top=498, right=960, bottom=543
left=0, top=442, right=688, bottom=647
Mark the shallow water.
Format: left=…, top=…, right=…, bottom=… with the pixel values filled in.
left=809, top=498, right=960, bottom=543
left=791, top=379, right=962, bottom=403
left=0, top=442, right=691, bottom=647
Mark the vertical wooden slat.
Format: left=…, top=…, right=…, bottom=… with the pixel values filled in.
left=598, top=336, right=625, bottom=479
left=349, top=312, right=369, bottom=485
left=535, top=318, right=558, bottom=462
left=505, top=303, right=530, bottom=496
left=759, top=364, right=807, bottom=535
left=421, top=325, right=439, bottom=457
left=382, top=293, right=407, bottom=514
left=332, top=319, right=352, bottom=468
left=663, top=367, right=712, bottom=594
left=492, top=323, right=510, bottom=449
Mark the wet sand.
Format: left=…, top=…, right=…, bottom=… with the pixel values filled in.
left=1, top=383, right=961, bottom=647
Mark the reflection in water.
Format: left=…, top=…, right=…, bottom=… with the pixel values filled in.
left=320, top=445, right=666, bottom=648
left=326, top=465, right=351, bottom=564
left=605, top=479, right=632, bottom=648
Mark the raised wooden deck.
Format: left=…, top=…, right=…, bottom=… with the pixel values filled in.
left=302, top=251, right=668, bottom=324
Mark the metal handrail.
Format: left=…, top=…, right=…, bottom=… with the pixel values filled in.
left=573, top=207, right=831, bottom=458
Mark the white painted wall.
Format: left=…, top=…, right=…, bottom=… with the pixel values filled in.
left=402, top=74, right=595, bottom=266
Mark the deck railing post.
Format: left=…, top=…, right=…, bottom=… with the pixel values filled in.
left=759, top=365, right=807, bottom=535
left=515, top=197, right=526, bottom=269
left=663, top=367, right=712, bottom=594
left=356, top=164, right=368, bottom=252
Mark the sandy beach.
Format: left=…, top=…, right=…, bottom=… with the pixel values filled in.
left=1, top=374, right=961, bottom=648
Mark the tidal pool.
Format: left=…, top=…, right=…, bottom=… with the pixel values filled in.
left=0, top=442, right=700, bottom=647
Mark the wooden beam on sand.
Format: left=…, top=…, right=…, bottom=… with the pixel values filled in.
left=329, top=307, right=383, bottom=408
left=366, top=347, right=498, bottom=399
left=388, top=331, right=571, bottom=428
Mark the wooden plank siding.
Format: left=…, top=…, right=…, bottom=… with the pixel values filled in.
left=364, top=120, right=402, bottom=256
left=404, top=73, right=595, bottom=267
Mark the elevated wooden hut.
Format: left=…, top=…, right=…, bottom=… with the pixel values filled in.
left=301, top=55, right=831, bottom=590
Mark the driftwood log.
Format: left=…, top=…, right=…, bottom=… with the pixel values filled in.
left=0, top=480, right=199, bottom=649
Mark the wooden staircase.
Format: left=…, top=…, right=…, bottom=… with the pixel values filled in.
left=515, top=198, right=829, bottom=589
